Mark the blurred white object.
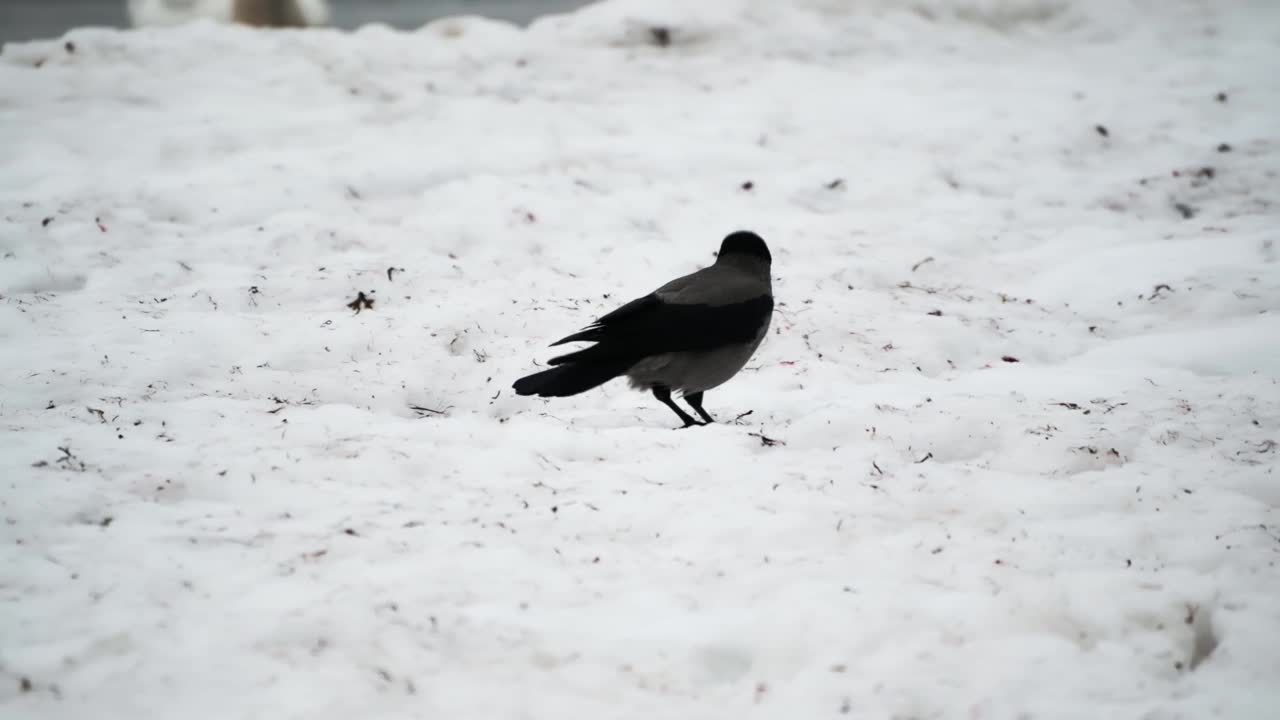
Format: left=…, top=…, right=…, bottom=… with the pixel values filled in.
left=127, top=0, right=330, bottom=28
left=126, top=0, right=230, bottom=26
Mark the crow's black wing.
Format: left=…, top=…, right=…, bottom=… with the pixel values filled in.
left=547, top=293, right=772, bottom=366
left=549, top=294, right=657, bottom=347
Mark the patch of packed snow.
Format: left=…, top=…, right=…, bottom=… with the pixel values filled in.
left=1, top=1, right=1278, bottom=718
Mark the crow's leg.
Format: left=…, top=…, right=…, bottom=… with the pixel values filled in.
left=653, top=386, right=701, bottom=428
left=683, top=392, right=715, bottom=425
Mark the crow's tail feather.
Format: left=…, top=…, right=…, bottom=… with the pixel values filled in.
left=512, top=359, right=631, bottom=397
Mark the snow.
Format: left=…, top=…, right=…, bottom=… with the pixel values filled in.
left=1, top=0, right=1278, bottom=717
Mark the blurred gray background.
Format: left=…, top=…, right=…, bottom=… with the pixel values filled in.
left=0, top=0, right=595, bottom=45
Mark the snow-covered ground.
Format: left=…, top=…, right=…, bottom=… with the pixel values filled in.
left=2, top=0, right=1278, bottom=717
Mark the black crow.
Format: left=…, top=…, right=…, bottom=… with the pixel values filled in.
left=513, top=231, right=774, bottom=427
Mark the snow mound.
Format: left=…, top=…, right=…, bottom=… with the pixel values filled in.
left=1, top=0, right=1278, bottom=718
left=527, top=0, right=1149, bottom=55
